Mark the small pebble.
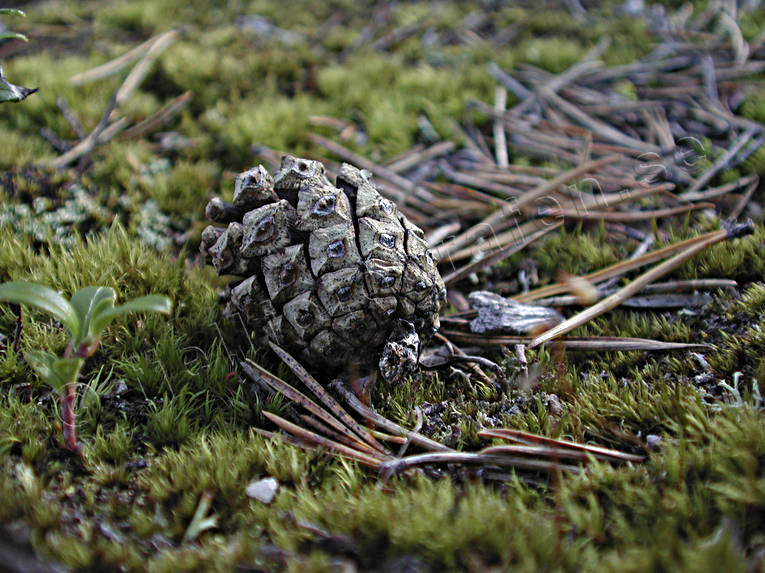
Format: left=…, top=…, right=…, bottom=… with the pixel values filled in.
left=246, top=477, right=279, bottom=504
left=646, top=434, right=662, bottom=451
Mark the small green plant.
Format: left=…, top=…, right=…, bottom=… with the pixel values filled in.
left=0, top=9, right=37, bottom=103
left=0, top=282, right=171, bottom=453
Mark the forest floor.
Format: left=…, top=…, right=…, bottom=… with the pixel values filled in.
left=1, top=1, right=764, bottom=571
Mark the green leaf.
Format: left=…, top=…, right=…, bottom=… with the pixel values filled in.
left=0, top=9, right=26, bottom=17
left=0, top=281, right=80, bottom=341
left=0, top=32, right=27, bottom=42
left=0, top=65, right=37, bottom=103
left=90, top=294, right=172, bottom=335
left=54, top=356, right=85, bottom=385
left=24, top=350, right=57, bottom=382
left=70, top=286, right=116, bottom=344
left=25, top=351, right=83, bottom=392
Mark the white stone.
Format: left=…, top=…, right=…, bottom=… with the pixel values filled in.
left=246, top=477, right=279, bottom=504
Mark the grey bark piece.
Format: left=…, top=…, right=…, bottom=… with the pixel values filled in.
left=469, top=291, right=564, bottom=334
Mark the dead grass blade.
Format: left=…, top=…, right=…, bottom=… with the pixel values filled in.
left=547, top=201, right=714, bottom=222
left=267, top=342, right=388, bottom=454
left=50, top=92, right=120, bottom=169
left=443, top=222, right=561, bottom=286
left=263, top=412, right=386, bottom=469
left=380, top=452, right=582, bottom=478
left=114, top=28, right=182, bottom=107
left=241, top=359, right=383, bottom=454
left=68, top=31, right=169, bottom=85
left=478, top=428, right=644, bottom=463
left=513, top=229, right=729, bottom=302
left=119, top=90, right=192, bottom=140
left=328, top=380, right=453, bottom=453
left=434, top=155, right=620, bottom=260
left=385, top=140, right=456, bottom=173
left=438, top=329, right=712, bottom=351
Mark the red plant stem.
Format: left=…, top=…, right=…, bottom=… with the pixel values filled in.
left=61, top=383, right=81, bottom=454
left=59, top=339, right=99, bottom=454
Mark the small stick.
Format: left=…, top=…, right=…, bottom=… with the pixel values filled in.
left=513, top=229, right=729, bottom=302
left=478, top=428, right=643, bottom=462
left=442, top=222, right=560, bottom=285
left=115, top=29, right=182, bottom=107
left=447, top=219, right=551, bottom=262
left=329, top=381, right=453, bottom=453
left=679, top=173, right=758, bottom=202
left=545, top=201, right=713, bottom=222
left=385, top=140, right=455, bottom=173
left=49, top=92, right=119, bottom=169
left=540, top=88, right=660, bottom=154
left=424, top=221, right=461, bottom=247
left=267, top=342, right=388, bottom=454
left=241, top=359, right=383, bottom=454
left=729, top=175, right=759, bottom=219
left=380, top=452, right=581, bottom=477
left=299, top=414, right=380, bottom=455
left=535, top=278, right=737, bottom=307
left=540, top=183, right=675, bottom=216
left=119, top=90, right=192, bottom=139
left=493, top=87, right=509, bottom=168
left=69, top=34, right=160, bottom=85
left=487, top=62, right=533, bottom=100
left=263, top=412, right=386, bottom=469
left=438, top=330, right=713, bottom=352
left=680, top=128, right=757, bottom=197
left=56, top=97, right=86, bottom=139
left=434, top=332, right=505, bottom=384
left=439, top=160, right=521, bottom=197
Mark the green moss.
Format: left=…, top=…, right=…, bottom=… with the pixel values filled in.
left=141, top=159, right=219, bottom=217
left=530, top=224, right=625, bottom=281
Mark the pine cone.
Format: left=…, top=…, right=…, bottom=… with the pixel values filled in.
left=202, top=156, right=445, bottom=381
